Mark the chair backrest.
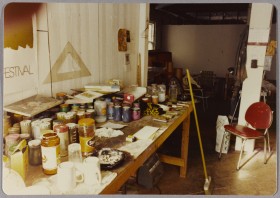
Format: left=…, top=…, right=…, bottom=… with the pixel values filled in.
left=245, top=102, right=273, bottom=129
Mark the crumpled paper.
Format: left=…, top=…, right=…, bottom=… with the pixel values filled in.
left=95, top=127, right=124, bottom=138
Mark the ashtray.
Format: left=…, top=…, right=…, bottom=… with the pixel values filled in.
left=97, top=148, right=126, bottom=170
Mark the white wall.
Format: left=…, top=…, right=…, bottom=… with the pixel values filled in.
left=162, top=24, right=276, bottom=80
left=4, top=3, right=147, bottom=106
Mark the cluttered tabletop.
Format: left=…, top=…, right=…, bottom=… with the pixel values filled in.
left=3, top=84, right=193, bottom=195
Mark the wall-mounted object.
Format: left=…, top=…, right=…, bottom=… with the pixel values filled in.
left=251, top=59, right=258, bottom=68
left=118, top=29, right=128, bottom=51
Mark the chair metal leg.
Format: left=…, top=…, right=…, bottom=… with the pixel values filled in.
left=264, top=132, right=271, bottom=164
left=237, top=139, right=247, bottom=170
left=264, top=136, right=267, bottom=164
left=267, top=132, right=271, bottom=154
left=219, top=132, right=226, bottom=159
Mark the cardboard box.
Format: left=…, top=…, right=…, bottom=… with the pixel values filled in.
left=10, top=139, right=28, bottom=180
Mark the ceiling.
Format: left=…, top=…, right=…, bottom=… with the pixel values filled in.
left=150, top=3, right=276, bottom=25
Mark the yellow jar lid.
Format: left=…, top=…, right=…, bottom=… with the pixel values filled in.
left=78, top=118, right=95, bottom=126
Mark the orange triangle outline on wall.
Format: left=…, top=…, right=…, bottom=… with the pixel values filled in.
left=44, top=41, right=91, bottom=84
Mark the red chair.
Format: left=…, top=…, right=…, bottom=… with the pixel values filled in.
left=219, top=102, right=273, bottom=170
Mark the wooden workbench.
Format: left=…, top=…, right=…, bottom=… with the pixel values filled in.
left=24, top=104, right=193, bottom=194
left=100, top=104, right=193, bottom=194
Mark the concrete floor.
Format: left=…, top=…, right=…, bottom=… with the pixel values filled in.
left=123, top=96, right=278, bottom=196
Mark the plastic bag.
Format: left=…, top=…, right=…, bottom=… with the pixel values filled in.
left=215, top=115, right=230, bottom=154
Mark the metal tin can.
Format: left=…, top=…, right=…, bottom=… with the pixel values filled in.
left=132, top=108, right=141, bottom=120
left=78, top=118, right=95, bottom=157
left=41, top=132, right=60, bottom=175
left=64, top=113, right=75, bottom=124
left=107, top=102, right=114, bottom=120
left=28, top=139, right=42, bottom=166
left=4, top=134, right=20, bottom=157
left=113, top=105, right=122, bottom=121
left=8, top=127, right=20, bottom=135
left=60, top=104, right=70, bottom=112
left=20, top=133, right=31, bottom=142
left=54, top=124, right=69, bottom=157
left=122, top=106, right=131, bottom=123
left=85, top=109, right=94, bottom=118
left=20, top=120, right=32, bottom=135
left=77, top=111, right=85, bottom=122
left=56, top=112, right=66, bottom=121
left=66, top=123, right=78, bottom=144
left=52, top=119, right=64, bottom=130
left=31, top=120, right=41, bottom=139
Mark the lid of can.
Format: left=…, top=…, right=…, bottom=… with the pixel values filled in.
left=20, top=120, right=32, bottom=125
left=41, top=118, right=52, bottom=123
left=77, top=111, right=85, bottom=115
left=86, top=109, right=95, bottom=113
left=66, top=123, right=77, bottom=129
left=53, top=124, right=69, bottom=133
left=20, top=133, right=31, bottom=139
left=42, top=132, right=58, bottom=139
left=78, top=118, right=95, bottom=126
left=28, top=139, right=41, bottom=147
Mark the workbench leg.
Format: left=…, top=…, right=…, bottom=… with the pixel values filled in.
left=180, top=113, right=191, bottom=177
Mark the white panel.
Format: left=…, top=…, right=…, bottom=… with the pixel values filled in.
left=235, top=3, right=273, bottom=152
left=46, top=3, right=99, bottom=95
left=37, top=31, right=52, bottom=96
left=36, top=3, right=48, bottom=31
left=138, top=3, right=149, bottom=87
left=3, top=14, right=38, bottom=106
left=249, top=3, right=273, bottom=29
left=98, top=3, right=140, bottom=87
left=248, top=29, right=271, bottom=43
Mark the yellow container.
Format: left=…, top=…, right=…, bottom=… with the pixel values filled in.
left=78, top=118, right=95, bottom=157
left=41, top=133, right=60, bottom=175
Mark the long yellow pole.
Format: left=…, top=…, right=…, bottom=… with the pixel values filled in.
left=186, top=69, right=208, bottom=180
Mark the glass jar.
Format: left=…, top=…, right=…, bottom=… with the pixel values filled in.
left=78, top=118, right=95, bottom=157
left=54, top=124, right=69, bottom=157
left=158, top=84, right=166, bottom=102
left=94, top=100, right=107, bottom=123
left=169, top=82, right=178, bottom=103
left=41, top=132, right=60, bottom=175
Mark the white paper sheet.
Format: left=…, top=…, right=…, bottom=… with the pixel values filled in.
left=133, top=126, right=159, bottom=140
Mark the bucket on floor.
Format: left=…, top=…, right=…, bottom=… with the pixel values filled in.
left=215, top=115, right=230, bottom=154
